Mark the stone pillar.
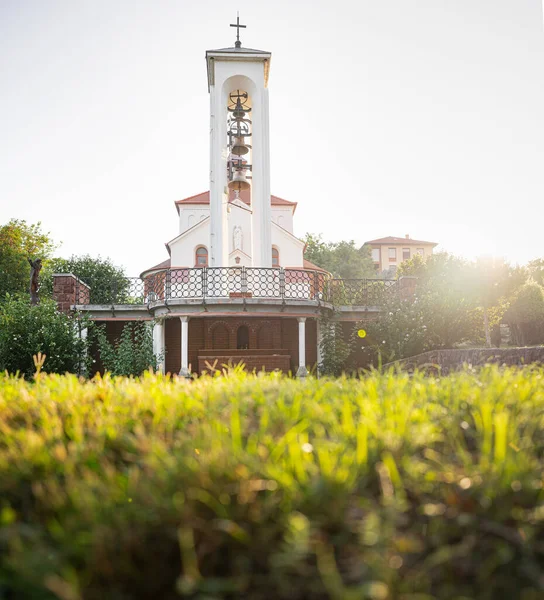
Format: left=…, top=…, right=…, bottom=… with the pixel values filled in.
left=153, top=319, right=165, bottom=374
left=296, top=317, right=308, bottom=378
left=179, top=316, right=191, bottom=378
left=79, top=325, right=88, bottom=376
left=52, top=274, right=91, bottom=313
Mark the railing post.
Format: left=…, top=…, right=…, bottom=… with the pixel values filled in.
left=313, top=271, right=318, bottom=300
left=280, top=268, right=285, bottom=300
left=241, top=266, right=247, bottom=295
left=203, top=267, right=208, bottom=300
left=165, top=269, right=171, bottom=302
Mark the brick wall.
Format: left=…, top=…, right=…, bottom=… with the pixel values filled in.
left=189, top=318, right=205, bottom=375
left=165, top=317, right=205, bottom=375
left=165, top=318, right=180, bottom=374
left=163, top=316, right=318, bottom=376
left=53, top=274, right=90, bottom=313
left=281, top=319, right=318, bottom=375
left=212, top=324, right=230, bottom=349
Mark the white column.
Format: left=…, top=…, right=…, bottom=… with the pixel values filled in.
left=179, top=316, right=190, bottom=377
left=251, top=86, right=272, bottom=267
left=79, top=325, right=88, bottom=376
left=153, top=319, right=165, bottom=374
left=209, top=86, right=228, bottom=267
left=296, top=317, right=308, bottom=378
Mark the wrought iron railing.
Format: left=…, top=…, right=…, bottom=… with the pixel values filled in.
left=73, top=268, right=398, bottom=307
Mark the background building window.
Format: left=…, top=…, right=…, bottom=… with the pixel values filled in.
left=195, top=246, right=208, bottom=266
left=389, top=248, right=397, bottom=261
left=371, top=248, right=380, bottom=262
left=403, top=248, right=410, bottom=260
left=417, top=248, right=425, bottom=257
left=272, top=247, right=280, bottom=267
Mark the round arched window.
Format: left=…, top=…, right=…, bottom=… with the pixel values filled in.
left=272, top=247, right=280, bottom=267
left=195, top=246, right=208, bottom=267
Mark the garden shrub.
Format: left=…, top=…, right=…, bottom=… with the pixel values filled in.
left=0, top=296, right=87, bottom=378
left=0, top=368, right=543, bottom=599
left=363, top=288, right=483, bottom=365
left=506, top=281, right=544, bottom=346
left=94, top=321, right=157, bottom=376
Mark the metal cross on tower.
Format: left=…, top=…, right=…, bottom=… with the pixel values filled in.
left=230, top=13, right=246, bottom=48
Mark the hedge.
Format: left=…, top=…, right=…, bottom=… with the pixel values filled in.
left=0, top=368, right=543, bottom=599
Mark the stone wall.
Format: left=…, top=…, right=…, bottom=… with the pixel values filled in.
left=389, top=347, right=544, bottom=374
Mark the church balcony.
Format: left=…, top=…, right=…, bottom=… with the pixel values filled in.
left=68, top=267, right=400, bottom=310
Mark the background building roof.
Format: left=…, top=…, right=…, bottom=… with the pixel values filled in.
left=366, top=236, right=438, bottom=247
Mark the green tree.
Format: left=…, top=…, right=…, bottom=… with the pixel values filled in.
left=363, top=288, right=481, bottom=364
left=399, top=252, right=527, bottom=347
left=527, top=258, right=544, bottom=287
left=504, top=281, right=544, bottom=346
left=41, top=254, right=129, bottom=304
left=0, top=297, right=88, bottom=379
left=0, top=220, right=56, bottom=299
left=303, top=234, right=375, bottom=279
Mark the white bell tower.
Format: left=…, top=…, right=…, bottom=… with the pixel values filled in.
left=205, top=18, right=272, bottom=267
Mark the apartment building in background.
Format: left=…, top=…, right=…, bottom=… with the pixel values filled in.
left=366, top=235, right=438, bottom=275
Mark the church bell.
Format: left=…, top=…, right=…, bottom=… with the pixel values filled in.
left=232, top=97, right=246, bottom=119
left=228, top=168, right=250, bottom=191
left=231, top=136, right=249, bottom=156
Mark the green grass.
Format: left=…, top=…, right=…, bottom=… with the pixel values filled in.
left=0, top=367, right=543, bottom=599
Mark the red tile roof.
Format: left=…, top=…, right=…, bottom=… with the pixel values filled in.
left=140, top=258, right=171, bottom=278
left=366, top=236, right=438, bottom=246
left=175, top=190, right=297, bottom=212
left=145, top=258, right=171, bottom=271
left=303, top=258, right=329, bottom=273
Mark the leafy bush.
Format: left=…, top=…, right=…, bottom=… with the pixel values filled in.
left=318, top=314, right=356, bottom=376
left=94, top=321, right=157, bottom=376
left=505, top=281, right=544, bottom=346
left=1, top=368, right=544, bottom=599
left=0, top=297, right=87, bottom=378
left=363, top=289, right=482, bottom=364
left=40, top=254, right=129, bottom=304
left=508, top=281, right=544, bottom=324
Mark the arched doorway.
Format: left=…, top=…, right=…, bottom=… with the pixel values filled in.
left=237, top=325, right=250, bottom=349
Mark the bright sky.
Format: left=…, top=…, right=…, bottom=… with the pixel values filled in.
left=1, top=0, right=543, bottom=275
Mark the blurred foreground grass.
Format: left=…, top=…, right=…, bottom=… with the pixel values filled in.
left=1, top=367, right=544, bottom=600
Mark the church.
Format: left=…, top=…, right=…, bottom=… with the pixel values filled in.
left=53, top=21, right=414, bottom=377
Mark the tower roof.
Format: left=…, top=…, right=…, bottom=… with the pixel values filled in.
left=206, top=46, right=270, bottom=54
left=205, top=46, right=272, bottom=90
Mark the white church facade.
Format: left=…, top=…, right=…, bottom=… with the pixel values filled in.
left=53, top=23, right=412, bottom=377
